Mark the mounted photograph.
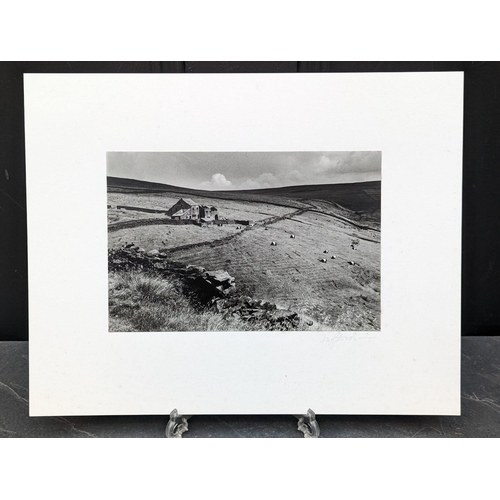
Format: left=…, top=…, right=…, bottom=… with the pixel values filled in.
left=26, top=72, right=463, bottom=417
left=107, top=151, right=381, bottom=332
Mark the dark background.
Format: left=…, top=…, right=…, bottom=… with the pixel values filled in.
left=1, top=61, right=498, bottom=340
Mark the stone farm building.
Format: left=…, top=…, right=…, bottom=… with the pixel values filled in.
left=166, top=198, right=219, bottom=222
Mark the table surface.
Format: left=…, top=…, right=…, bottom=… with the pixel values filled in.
left=1, top=338, right=499, bottom=438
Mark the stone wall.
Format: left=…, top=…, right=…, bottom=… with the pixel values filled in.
left=116, top=205, right=168, bottom=214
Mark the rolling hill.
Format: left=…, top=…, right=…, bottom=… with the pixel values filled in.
left=107, top=176, right=381, bottom=214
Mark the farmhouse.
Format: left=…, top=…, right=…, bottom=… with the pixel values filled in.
left=167, top=198, right=219, bottom=222
left=199, top=205, right=219, bottom=222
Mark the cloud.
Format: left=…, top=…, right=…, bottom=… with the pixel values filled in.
left=235, top=152, right=381, bottom=189
left=238, top=178, right=264, bottom=190
left=200, top=173, right=233, bottom=190
left=285, top=169, right=306, bottom=184
left=238, top=172, right=277, bottom=190
left=312, top=152, right=380, bottom=177
left=315, top=155, right=340, bottom=174
left=237, top=169, right=307, bottom=190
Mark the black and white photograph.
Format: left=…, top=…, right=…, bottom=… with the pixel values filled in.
left=107, top=151, right=381, bottom=332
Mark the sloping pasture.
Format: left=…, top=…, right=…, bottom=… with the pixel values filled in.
left=169, top=211, right=380, bottom=330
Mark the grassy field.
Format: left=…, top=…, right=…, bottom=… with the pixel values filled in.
left=108, top=177, right=381, bottom=331
left=109, top=271, right=275, bottom=332
left=108, top=223, right=239, bottom=251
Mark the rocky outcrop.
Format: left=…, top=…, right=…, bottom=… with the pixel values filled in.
left=212, top=295, right=303, bottom=330
left=185, top=267, right=236, bottom=299
left=203, top=270, right=236, bottom=295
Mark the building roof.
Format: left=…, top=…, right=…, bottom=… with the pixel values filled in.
left=180, top=198, right=197, bottom=206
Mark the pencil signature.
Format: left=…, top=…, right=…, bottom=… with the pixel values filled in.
left=320, top=332, right=377, bottom=348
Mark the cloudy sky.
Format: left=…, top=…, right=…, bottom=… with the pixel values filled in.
left=107, top=151, right=381, bottom=190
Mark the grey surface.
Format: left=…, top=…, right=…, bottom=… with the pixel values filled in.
left=1, top=338, right=499, bottom=438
